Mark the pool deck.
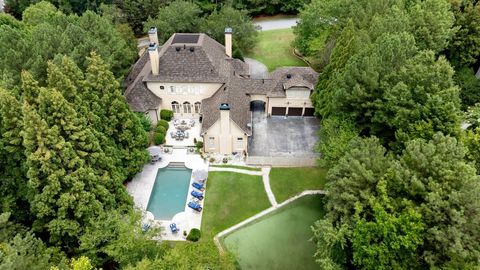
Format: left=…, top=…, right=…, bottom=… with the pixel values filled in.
left=126, top=148, right=208, bottom=241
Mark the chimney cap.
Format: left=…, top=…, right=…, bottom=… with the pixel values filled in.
left=219, top=103, right=230, bottom=110
left=148, top=27, right=157, bottom=34
left=224, top=27, right=233, bottom=34
left=148, top=43, right=158, bottom=51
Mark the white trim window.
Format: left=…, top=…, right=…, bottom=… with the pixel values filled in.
left=209, top=137, right=215, bottom=148
left=171, top=101, right=180, bottom=113
left=170, top=86, right=176, bottom=94
left=183, top=102, right=191, bottom=113
left=236, top=137, right=244, bottom=149
left=194, top=102, right=201, bottom=114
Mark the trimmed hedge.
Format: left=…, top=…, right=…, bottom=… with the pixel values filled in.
left=160, top=110, right=174, bottom=121
left=158, top=120, right=169, bottom=131
left=186, top=228, right=201, bottom=242
left=155, top=125, right=166, bottom=134
left=154, top=133, right=165, bottom=145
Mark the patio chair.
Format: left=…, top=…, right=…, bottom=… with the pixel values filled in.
left=184, top=132, right=189, bottom=139
left=170, top=132, right=175, bottom=138
left=169, top=223, right=179, bottom=233
left=191, top=190, right=204, bottom=200
left=189, top=120, right=195, bottom=127
left=192, top=182, right=204, bottom=190
left=188, top=201, right=202, bottom=212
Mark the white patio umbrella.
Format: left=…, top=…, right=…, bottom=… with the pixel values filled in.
left=192, top=169, right=208, bottom=182
left=147, top=146, right=162, bottom=157
left=171, top=212, right=190, bottom=234
left=142, top=210, right=155, bottom=223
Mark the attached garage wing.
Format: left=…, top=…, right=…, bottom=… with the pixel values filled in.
left=303, top=107, right=315, bottom=116
left=271, top=107, right=287, bottom=116
left=288, top=107, right=303, bottom=116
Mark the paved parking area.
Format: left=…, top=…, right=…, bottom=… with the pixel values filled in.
left=248, top=110, right=320, bottom=157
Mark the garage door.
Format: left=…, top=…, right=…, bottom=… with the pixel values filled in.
left=304, top=107, right=315, bottom=116
left=288, top=107, right=303, bottom=116
left=271, top=107, right=286, bottom=116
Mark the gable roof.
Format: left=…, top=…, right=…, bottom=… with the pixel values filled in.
left=268, top=67, right=319, bottom=97
left=144, top=33, right=231, bottom=83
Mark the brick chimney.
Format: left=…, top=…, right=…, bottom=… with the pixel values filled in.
left=148, top=43, right=159, bottom=75
left=148, top=27, right=159, bottom=45
left=224, top=27, right=232, bottom=58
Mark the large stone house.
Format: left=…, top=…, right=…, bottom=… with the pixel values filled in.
left=125, top=27, right=318, bottom=155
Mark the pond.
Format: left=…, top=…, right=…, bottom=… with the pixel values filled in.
left=221, top=195, right=325, bottom=270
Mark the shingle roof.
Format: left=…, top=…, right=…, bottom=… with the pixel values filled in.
left=144, top=33, right=231, bottom=83
left=124, top=33, right=319, bottom=135
left=268, top=67, right=319, bottom=97
left=125, top=76, right=161, bottom=112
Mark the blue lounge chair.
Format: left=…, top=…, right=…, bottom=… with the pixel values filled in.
left=169, top=223, right=179, bottom=233
left=192, top=182, right=204, bottom=190
left=142, top=223, right=150, bottom=232
left=191, top=190, right=204, bottom=200
left=188, top=201, right=202, bottom=212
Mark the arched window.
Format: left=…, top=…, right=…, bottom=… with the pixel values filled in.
left=194, top=102, right=201, bottom=114
left=183, top=102, right=191, bottom=113
left=171, top=101, right=180, bottom=113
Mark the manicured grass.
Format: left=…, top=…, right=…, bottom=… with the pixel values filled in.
left=201, top=172, right=270, bottom=240
left=246, top=28, right=307, bottom=71
left=270, top=167, right=328, bottom=202
left=210, top=164, right=261, bottom=171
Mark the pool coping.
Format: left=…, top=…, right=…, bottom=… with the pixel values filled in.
left=127, top=148, right=209, bottom=241
left=213, top=190, right=326, bottom=253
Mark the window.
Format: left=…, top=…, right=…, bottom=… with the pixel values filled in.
left=209, top=137, right=215, bottom=148
left=171, top=101, right=180, bottom=113
left=170, top=86, right=175, bottom=93
left=194, top=102, right=201, bottom=113
left=160, top=85, right=165, bottom=90
left=183, top=102, right=191, bottom=113
left=236, top=137, right=244, bottom=149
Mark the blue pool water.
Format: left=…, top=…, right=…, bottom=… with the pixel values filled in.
left=146, top=166, right=192, bottom=220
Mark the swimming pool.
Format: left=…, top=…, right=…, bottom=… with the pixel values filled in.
left=221, top=195, right=325, bottom=270
left=146, top=166, right=192, bottom=220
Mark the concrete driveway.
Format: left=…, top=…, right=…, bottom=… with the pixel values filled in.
left=248, top=109, right=319, bottom=157
left=254, top=18, right=299, bottom=31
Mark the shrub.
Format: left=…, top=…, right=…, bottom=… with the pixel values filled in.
left=233, top=47, right=244, bottom=61
left=154, top=132, right=165, bottom=145
left=155, top=125, right=166, bottom=134
left=160, top=110, right=174, bottom=121
left=196, top=141, right=203, bottom=149
left=158, top=120, right=169, bottom=131
left=186, top=228, right=201, bottom=242
left=136, top=112, right=152, bottom=132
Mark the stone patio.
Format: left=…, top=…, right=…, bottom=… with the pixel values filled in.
left=165, top=118, right=202, bottom=147
left=126, top=148, right=208, bottom=241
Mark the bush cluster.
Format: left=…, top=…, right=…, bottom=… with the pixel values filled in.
left=186, top=228, right=201, bottom=242
left=160, top=110, right=174, bottom=121
left=153, top=120, right=169, bottom=145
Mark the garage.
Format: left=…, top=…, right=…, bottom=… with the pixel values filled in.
left=287, top=107, right=303, bottom=116
left=271, top=107, right=287, bottom=116
left=303, top=107, right=315, bottom=116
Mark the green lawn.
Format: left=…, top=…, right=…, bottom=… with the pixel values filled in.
left=246, top=28, right=307, bottom=71
left=201, top=172, right=271, bottom=240
left=210, top=164, right=261, bottom=171
left=270, top=167, right=328, bottom=202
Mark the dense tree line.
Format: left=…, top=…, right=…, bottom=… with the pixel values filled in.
left=0, top=2, right=136, bottom=85
left=5, top=0, right=308, bottom=37
left=294, top=0, right=480, bottom=269
left=144, top=0, right=258, bottom=53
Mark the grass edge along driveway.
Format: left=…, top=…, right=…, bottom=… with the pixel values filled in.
left=246, top=28, right=307, bottom=71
